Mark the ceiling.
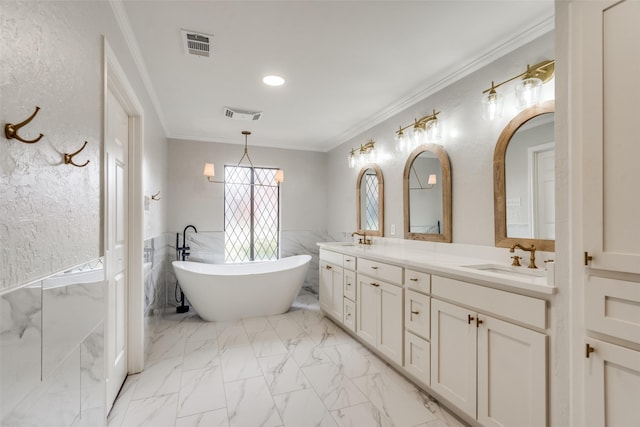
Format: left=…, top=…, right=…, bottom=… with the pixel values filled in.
left=119, top=1, right=554, bottom=151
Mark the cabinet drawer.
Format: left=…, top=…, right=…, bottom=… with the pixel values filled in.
left=405, top=290, right=430, bottom=340
left=344, top=270, right=356, bottom=302
left=432, top=275, right=546, bottom=329
left=320, top=249, right=344, bottom=267
left=405, top=269, right=431, bottom=294
left=586, top=276, right=640, bottom=343
left=358, top=258, right=402, bottom=285
left=343, top=255, right=357, bottom=270
left=405, top=331, right=430, bottom=385
left=343, top=298, right=356, bottom=333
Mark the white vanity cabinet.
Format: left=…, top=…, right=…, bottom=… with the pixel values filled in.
left=431, top=277, right=547, bottom=426
left=319, top=250, right=345, bottom=322
left=356, top=259, right=403, bottom=366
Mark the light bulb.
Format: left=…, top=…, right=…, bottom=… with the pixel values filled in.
left=515, top=77, right=542, bottom=109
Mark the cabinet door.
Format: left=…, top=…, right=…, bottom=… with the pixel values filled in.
left=582, top=0, right=640, bottom=274
left=343, top=269, right=356, bottom=302
left=331, top=266, right=344, bottom=320
left=378, top=281, right=403, bottom=365
left=585, top=338, right=640, bottom=427
left=477, top=315, right=547, bottom=427
left=405, top=331, right=430, bottom=385
left=431, top=299, right=477, bottom=418
left=356, top=278, right=379, bottom=347
left=405, top=290, right=430, bottom=340
left=343, top=298, right=356, bottom=333
left=319, top=262, right=333, bottom=313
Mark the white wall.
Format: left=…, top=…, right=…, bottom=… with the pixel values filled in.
left=326, top=32, right=555, bottom=245
left=167, top=139, right=327, bottom=234
left=0, top=1, right=168, bottom=292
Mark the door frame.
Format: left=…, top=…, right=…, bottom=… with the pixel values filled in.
left=103, top=37, right=145, bottom=375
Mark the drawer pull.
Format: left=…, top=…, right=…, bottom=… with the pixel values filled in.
left=476, top=317, right=483, bottom=327
left=409, top=278, right=418, bottom=282
left=371, top=266, right=379, bottom=270
left=370, top=282, right=380, bottom=287
left=345, top=259, right=352, bottom=262
left=411, top=310, right=420, bottom=315
left=586, top=343, right=595, bottom=358
left=325, top=265, right=332, bottom=270
left=467, top=314, right=475, bottom=324
left=346, top=313, right=352, bottom=317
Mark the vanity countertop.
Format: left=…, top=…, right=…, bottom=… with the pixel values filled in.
left=317, top=242, right=556, bottom=296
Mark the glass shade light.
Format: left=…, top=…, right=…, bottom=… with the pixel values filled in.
left=348, top=151, right=356, bottom=169
left=274, top=169, right=284, bottom=183
left=428, top=174, right=437, bottom=185
left=481, top=90, right=503, bottom=121
left=366, top=145, right=376, bottom=164
left=203, top=162, right=215, bottom=182
left=515, top=77, right=542, bottom=109
left=426, top=119, right=441, bottom=142
left=395, top=129, right=407, bottom=153
left=413, top=125, right=425, bottom=148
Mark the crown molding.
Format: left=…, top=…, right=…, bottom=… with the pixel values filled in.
left=166, top=133, right=325, bottom=153
left=323, top=15, right=555, bottom=152
left=109, top=0, right=169, bottom=136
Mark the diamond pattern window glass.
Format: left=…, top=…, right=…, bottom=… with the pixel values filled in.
left=224, top=166, right=279, bottom=262
left=364, top=173, right=379, bottom=231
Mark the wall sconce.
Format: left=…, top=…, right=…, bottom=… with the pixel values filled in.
left=274, top=169, right=284, bottom=184
left=203, top=162, right=215, bottom=182
left=427, top=174, right=437, bottom=188
left=481, top=59, right=555, bottom=120
left=394, top=109, right=441, bottom=154
left=347, top=139, right=376, bottom=169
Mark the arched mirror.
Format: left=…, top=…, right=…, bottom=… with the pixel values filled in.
left=494, top=100, right=555, bottom=251
left=356, top=165, right=384, bottom=236
left=403, top=144, right=452, bottom=242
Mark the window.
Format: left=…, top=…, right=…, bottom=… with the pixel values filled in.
left=224, top=166, right=280, bottom=262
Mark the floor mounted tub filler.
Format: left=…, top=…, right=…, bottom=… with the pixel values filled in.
left=172, top=255, right=311, bottom=321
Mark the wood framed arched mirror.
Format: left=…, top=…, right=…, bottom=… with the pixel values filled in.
left=356, top=164, right=384, bottom=236
left=494, top=100, right=555, bottom=252
left=403, top=144, right=452, bottom=242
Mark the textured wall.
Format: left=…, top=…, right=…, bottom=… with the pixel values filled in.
left=0, top=1, right=168, bottom=292
left=326, top=32, right=555, bottom=245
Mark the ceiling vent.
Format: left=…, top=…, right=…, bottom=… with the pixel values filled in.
left=181, top=29, right=213, bottom=58
left=224, top=107, right=263, bottom=121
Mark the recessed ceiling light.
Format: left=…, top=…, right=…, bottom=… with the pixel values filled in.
left=262, top=75, right=285, bottom=86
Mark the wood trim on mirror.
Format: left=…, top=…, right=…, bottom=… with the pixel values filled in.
left=494, top=100, right=555, bottom=252
left=356, top=164, right=384, bottom=236
left=403, top=144, right=452, bottom=242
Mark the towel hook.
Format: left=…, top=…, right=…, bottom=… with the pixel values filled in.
left=4, top=106, right=44, bottom=144
left=151, top=190, right=161, bottom=201
left=64, top=141, right=90, bottom=168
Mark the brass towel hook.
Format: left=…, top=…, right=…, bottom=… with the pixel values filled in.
left=64, top=141, right=90, bottom=168
left=151, top=191, right=161, bottom=201
left=4, top=106, right=44, bottom=144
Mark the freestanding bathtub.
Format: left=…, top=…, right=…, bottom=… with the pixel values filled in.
left=172, top=254, right=311, bottom=321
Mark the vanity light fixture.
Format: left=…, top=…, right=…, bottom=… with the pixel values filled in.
left=481, top=59, right=555, bottom=120
left=394, top=109, right=441, bottom=153
left=347, top=139, right=376, bottom=169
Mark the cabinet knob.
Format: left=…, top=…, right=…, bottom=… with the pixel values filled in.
left=586, top=343, right=595, bottom=358
left=370, top=282, right=380, bottom=287
left=467, top=314, right=475, bottom=324
left=409, top=278, right=418, bottom=282
left=325, top=265, right=332, bottom=270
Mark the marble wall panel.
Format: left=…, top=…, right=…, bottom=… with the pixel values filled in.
left=42, top=269, right=105, bottom=378
left=80, top=322, right=105, bottom=422
left=0, top=281, right=42, bottom=422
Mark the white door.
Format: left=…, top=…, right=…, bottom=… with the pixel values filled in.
left=377, top=281, right=403, bottom=365
left=356, top=277, right=379, bottom=348
left=106, top=88, right=129, bottom=409
left=585, top=338, right=640, bottom=427
left=582, top=0, right=640, bottom=274
left=477, top=315, right=547, bottom=427
left=529, top=145, right=555, bottom=240
left=431, top=299, right=477, bottom=418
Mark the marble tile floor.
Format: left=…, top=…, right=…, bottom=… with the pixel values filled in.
left=108, top=291, right=467, bottom=427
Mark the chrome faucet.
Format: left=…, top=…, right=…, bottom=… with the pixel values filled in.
left=509, top=243, right=537, bottom=269
left=352, top=231, right=372, bottom=246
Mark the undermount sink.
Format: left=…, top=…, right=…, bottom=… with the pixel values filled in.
left=327, top=241, right=358, bottom=247
left=462, top=263, right=546, bottom=278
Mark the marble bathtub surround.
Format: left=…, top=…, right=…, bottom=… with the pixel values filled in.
left=108, top=290, right=466, bottom=427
